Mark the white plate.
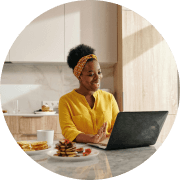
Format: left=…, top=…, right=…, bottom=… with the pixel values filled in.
left=47, top=148, right=99, bottom=161
left=35, top=111, right=56, bottom=115
left=25, top=146, right=52, bottom=155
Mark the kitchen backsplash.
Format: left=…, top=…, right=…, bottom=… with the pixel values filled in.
left=0, top=63, right=114, bottom=113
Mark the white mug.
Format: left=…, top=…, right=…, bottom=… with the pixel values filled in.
left=37, top=130, right=54, bottom=146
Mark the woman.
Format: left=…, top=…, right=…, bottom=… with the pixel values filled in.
left=59, top=44, right=119, bottom=143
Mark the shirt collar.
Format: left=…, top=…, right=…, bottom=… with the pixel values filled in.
left=73, top=89, right=99, bottom=98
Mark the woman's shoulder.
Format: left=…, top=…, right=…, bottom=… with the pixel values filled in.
left=59, top=90, right=74, bottom=102
left=97, top=89, right=114, bottom=98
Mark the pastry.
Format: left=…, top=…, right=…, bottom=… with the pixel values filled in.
left=17, top=141, right=31, bottom=147
left=31, top=141, right=48, bottom=146
left=17, top=141, right=31, bottom=151
left=17, top=141, right=48, bottom=151
left=54, top=139, right=77, bottom=157
left=31, top=141, right=48, bottom=150
left=42, top=105, right=50, bottom=112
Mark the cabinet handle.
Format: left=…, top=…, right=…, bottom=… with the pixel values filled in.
left=22, top=134, right=37, bottom=136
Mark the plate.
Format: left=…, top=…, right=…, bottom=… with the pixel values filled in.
left=47, top=148, right=99, bottom=161
left=35, top=111, right=56, bottom=115
left=25, top=146, right=53, bottom=155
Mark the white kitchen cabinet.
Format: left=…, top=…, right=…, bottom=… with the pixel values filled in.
left=10, top=5, right=65, bottom=63
left=65, top=1, right=117, bottom=63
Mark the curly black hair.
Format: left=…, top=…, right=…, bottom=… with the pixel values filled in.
left=67, top=44, right=96, bottom=70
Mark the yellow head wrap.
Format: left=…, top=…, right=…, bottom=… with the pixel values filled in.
left=73, top=54, right=97, bottom=79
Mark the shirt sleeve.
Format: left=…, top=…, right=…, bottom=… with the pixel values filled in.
left=109, top=94, right=120, bottom=133
left=59, top=97, right=83, bottom=141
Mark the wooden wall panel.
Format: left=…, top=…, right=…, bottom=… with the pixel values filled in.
left=156, top=115, right=176, bottom=144
left=122, top=10, right=178, bottom=114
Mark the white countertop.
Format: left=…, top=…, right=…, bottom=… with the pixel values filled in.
left=3, top=113, right=59, bottom=117
left=28, top=140, right=162, bottom=179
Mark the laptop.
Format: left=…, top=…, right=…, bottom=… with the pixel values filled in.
left=88, top=111, right=168, bottom=150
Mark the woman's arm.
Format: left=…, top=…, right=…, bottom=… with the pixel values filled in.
left=75, top=122, right=109, bottom=143
left=75, top=133, right=96, bottom=143
left=59, top=97, right=83, bottom=141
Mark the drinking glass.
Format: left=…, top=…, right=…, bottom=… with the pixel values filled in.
left=12, top=100, right=18, bottom=114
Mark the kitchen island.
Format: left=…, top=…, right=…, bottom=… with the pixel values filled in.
left=27, top=140, right=161, bottom=179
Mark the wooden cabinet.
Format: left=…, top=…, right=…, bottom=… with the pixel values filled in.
left=115, top=6, right=178, bottom=113
left=10, top=5, right=65, bottom=63
left=19, top=116, right=45, bottom=134
left=65, top=1, right=117, bottom=63
left=4, top=116, right=64, bottom=141
left=115, top=6, right=178, bottom=144
left=5, top=116, right=19, bottom=134
left=116, top=7, right=178, bottom=114
left=156, top=115, right=176, bottom=144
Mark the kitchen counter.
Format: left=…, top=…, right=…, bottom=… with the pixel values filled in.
left=28, top=140, right=161, bottom=179
left=3, top=113, right=59, bottom=117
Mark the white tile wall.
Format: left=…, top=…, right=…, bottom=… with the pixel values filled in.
left=0, top=63, right=114, bottom=113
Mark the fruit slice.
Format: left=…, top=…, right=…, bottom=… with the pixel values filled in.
left=85, top=148, right=91, bottom=154
left=83, top=152, right=89, bottom=156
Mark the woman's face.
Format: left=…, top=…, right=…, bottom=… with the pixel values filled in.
left=79, top=60, right=103, bottom=92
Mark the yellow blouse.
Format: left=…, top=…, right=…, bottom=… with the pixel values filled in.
left=59, top=89, right=119, bottom=141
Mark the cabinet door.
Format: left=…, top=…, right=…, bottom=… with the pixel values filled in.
left=10, top=5, right=64, bottom=63
left=4, top=116, right=19, bottom=134
left=44, top=116, right=62, bottom=134
left=65, top=1, right=117, bottom=63
left=19, top=116, right=62, bottom=134
left=122, top=10, right=178, bottom=114
left=19, top=117, right=45, bottom=134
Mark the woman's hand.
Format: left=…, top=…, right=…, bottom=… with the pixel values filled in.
left=91, top=122, right=109, bottom=143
